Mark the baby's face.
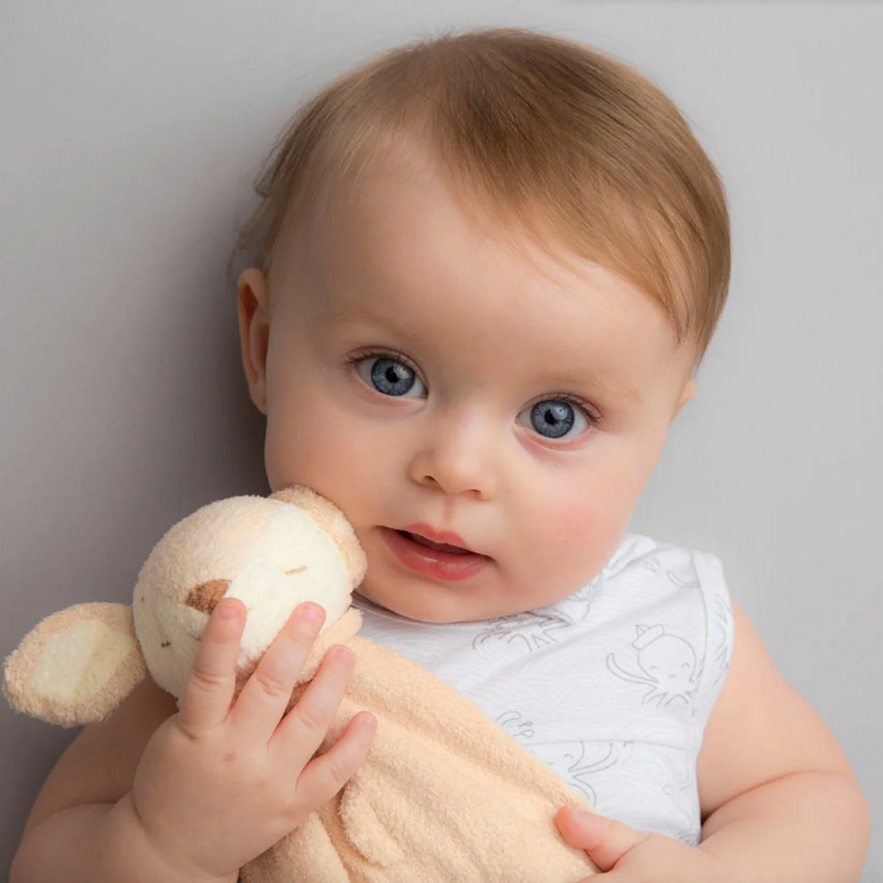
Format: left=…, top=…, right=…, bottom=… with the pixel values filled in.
left=238, top=151, right=696, bottom=623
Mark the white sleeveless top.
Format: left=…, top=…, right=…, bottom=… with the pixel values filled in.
left=352, top=534, right=734, bottom=845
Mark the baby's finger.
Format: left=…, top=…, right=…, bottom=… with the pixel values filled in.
left=555, top=807, right=649, bottom=873
left=273, top=645, right=356, bottom=766
left=177, top=598, right=245, bottom=735
left=293, top=711, right=376, bottom=808
left=231, top=602, right=326, bottom=744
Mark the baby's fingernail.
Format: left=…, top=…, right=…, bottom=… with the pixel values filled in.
left=358, top=711, right=377, bottom=730
left=330, top=645, right=354, bottom=663
left=301, top=602, right=324, bottom=623
left=218, top=600, right=239, bottom=620
left=574, top=809, right=596, bottom=826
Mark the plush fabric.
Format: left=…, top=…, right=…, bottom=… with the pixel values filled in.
left=3, top=487, right=597, bottom=882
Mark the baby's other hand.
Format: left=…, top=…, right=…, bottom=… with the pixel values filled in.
left=555, top=807, right=736, bottom=882
left=129, top=598, right=376, bottom=883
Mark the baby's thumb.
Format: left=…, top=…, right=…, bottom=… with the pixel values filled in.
left=555, top=806, right=649, bottom=873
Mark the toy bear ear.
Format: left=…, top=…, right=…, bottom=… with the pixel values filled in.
left=3, top=602, right=147, bottom=728
left=269, top=486, right=367, bottom=588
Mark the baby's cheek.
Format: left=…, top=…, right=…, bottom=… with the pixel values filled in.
left=567, top=497, right=615, bottom=547
left=265, top=398, right=355, bottom=488
left=537, top=491, right=627, bottom=581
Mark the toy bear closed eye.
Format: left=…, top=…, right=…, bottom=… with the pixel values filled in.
left=4, top=485, right=596, bottom=882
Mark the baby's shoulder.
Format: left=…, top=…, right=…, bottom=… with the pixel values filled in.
left=22, top=679, right=176, bottom=836
left=598, top=533, right=730, bottom=603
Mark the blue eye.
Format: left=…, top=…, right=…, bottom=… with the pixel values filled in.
left=518, top=399, right=589, bottom=440
left=357, top=356, right=426, bottom=398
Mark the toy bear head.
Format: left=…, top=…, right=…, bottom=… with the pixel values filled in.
left=3, top=486, right=366, bottom=726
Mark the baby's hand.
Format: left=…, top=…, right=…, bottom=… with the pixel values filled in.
left=129, top=598, right=376, bottom=883
left=555, top=807, right=737, bottom=882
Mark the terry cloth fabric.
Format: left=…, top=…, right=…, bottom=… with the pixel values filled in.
left=242, top=608, right=599, bottom=883
left=353, top=534, right=735, bottom=846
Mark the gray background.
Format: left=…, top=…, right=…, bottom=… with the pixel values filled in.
left=2, top=0, right=880, bottom=879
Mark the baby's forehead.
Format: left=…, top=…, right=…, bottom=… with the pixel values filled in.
left=297, top=152, right=669, bottom=318
left=300, top=145, right=678, bottom=333
left=289, top=179, right=682, bottom=361
left=293, top=146, right=603, bottom=279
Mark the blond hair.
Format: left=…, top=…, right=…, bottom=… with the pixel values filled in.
left=233, top=28, right=730, bottom=361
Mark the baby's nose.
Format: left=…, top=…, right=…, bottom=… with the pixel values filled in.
left=408, top=411, right=499, bottom=500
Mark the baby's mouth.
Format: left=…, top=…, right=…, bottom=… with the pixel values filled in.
left=380, top=527, right=491, bottom=581
left=398, top=530, right=473, bottom=556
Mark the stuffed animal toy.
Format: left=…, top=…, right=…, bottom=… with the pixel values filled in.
left=4, top=486, right=597, bottom=882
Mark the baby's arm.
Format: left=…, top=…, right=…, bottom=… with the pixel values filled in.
left=10, top=600, right=376, bottom=883
left=9, top=677, right=206, bottom=883
left=694, top=600, right=869, bottom=879
left=558, top=600, right=870, bottom=881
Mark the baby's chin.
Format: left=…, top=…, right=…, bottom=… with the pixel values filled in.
left=352, top=588, right=529, bottom=625
left=352, top=589, right=455, bottom=623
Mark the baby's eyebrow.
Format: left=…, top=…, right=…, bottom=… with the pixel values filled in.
left=324, top=301, right=431, bottom=347
left=536, top=359, right=643, bottom=404
left=594, top=382, right=639, bottom=404
left=325, top=299, right=410, bottom=331
left=583, top=374, right=643, bottom=404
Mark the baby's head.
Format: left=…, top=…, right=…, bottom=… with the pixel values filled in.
left=234, top=28, right=730, bottom=623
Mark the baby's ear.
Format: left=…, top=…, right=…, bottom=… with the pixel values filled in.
left=3, top=603, right=147, bottom=727
left=237, top=267, right=270, bottom=415
left=674, top=375, right=697, bottom=418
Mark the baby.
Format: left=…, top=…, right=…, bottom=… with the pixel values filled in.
left=11, top=28, right=870, bottom=883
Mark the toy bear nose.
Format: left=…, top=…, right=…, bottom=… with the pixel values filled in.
left=185, top=579, right=231, bottom=614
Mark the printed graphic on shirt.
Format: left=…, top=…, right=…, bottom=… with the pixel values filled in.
left=524, top=739, right=632, bottom=806
left=472, top=612, right=570, bottom=656
left=496, top=709, right=536, bottom=741
left=644, top=551, right=700, bottom=589
left=470, top=581, right=595, bottom=658
left=495, top=729, right=702, bottom=846
left=606, top=624, right=699, bottom=707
